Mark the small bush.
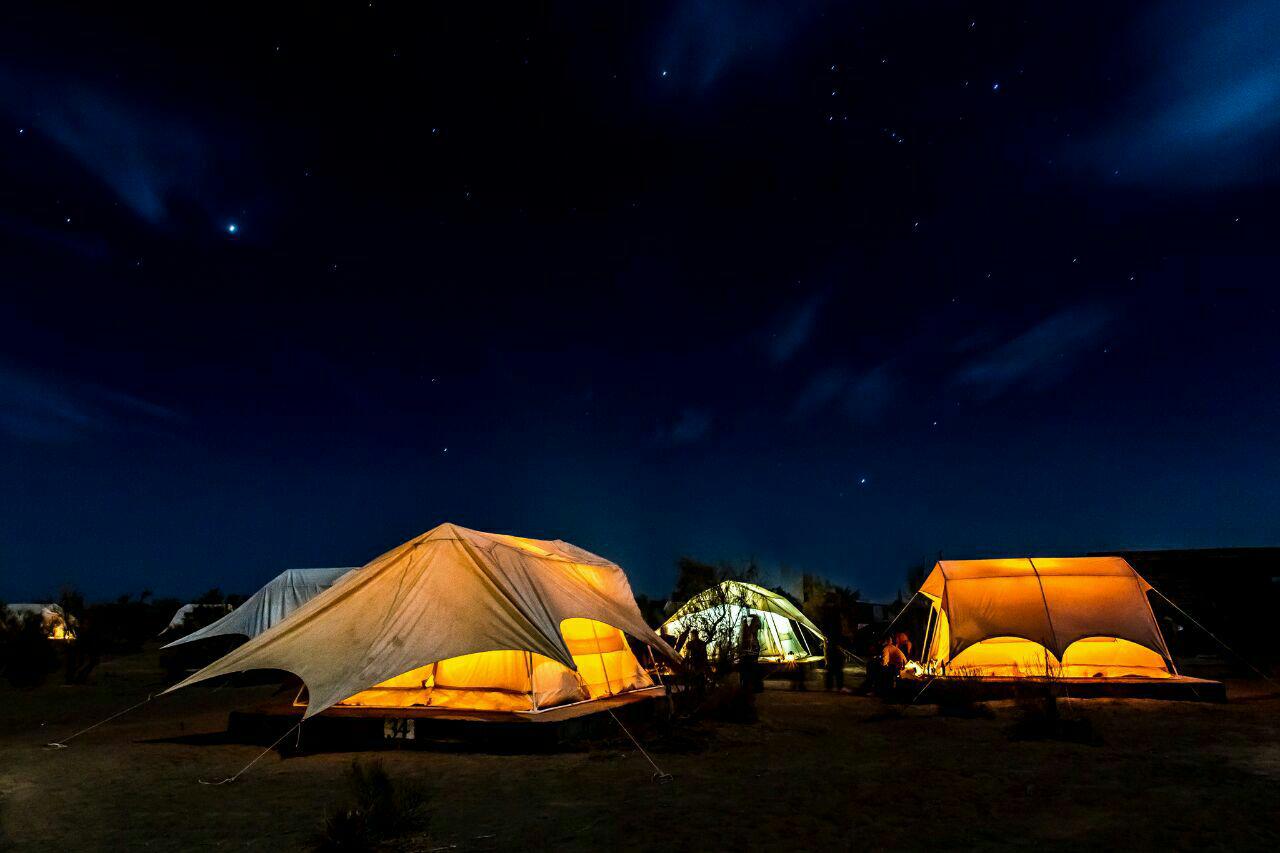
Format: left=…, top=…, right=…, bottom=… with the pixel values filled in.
left=314, top=759, right=429, bottom=851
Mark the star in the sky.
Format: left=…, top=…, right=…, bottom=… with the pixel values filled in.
left=226, top=222, right=238, bottom=234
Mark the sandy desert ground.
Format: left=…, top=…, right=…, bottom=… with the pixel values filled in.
left=2, top=649, right=1278, bottom=851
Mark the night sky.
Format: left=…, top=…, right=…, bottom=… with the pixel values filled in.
left=3, top=2, right=1279, bottom=604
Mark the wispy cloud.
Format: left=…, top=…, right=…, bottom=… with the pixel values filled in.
left=791, top=364, right=894, bottom=423
left=655, top=407, right=713, bottom=447
left=0, top=361, right=183, bottom=442
left=1076, top=0, right=1280, bottom=186
left=954, top=305, right=1113, bottom=399
left=656, top=1, right=822, bottom=93
left=844, top=366, right=894, bottom=423
left=768, top=292, right=828, bottom=364
left=0, top=68, right=228, bottom=225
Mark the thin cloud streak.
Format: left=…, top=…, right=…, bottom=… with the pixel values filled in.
left=0, top=361, right=184, bottom=443
left=954, top=305, right=1113, bottom=399
left=768, top=292, right=828, bottom=364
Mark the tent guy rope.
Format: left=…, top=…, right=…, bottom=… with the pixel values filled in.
left=198, top=721, right=302, bottom=786
left=607, top=709, right=672, bottom=784
left=43, top=692, right=156, bottom=749
left=1152, top=589, right=1278, bottom=687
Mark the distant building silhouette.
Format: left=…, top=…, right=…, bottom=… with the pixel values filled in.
left=1095, top=548, right=1280, bottom=663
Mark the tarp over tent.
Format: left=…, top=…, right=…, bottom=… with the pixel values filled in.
left=166, top=523, right=675, bottom=717
left=6, top=603, right=75, bottom=640
left=661, top=580, right=825, bottom=663
left=163, top=567, right=354, bottom=648
left=919, top=557, right=1176, bottom=678
left=160, top=603, right=233, bottom=636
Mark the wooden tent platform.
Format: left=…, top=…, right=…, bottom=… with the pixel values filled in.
left=227, top=686, right=670, bottom=750
left=899, top=674, right=1226, bottom=704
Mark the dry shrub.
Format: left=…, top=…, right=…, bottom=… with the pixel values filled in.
left=1007, top=684, right=1101, bottom=746
left=314, top=759, right=429, bottom=851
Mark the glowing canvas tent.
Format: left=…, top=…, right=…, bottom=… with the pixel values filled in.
left=661, top=580, right=825, bottom=663
left=163, top=567, right=354, bottom=648
left=167, top=524, right=674, bottom=716
left=6, top=603, right=75, bottom=640
left=918, top=557, right=1176, bottom=678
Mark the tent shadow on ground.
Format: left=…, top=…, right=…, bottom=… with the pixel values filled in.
left=179, top=698, right=682, bottom=757
left=138, top=731, right=241, bottom=747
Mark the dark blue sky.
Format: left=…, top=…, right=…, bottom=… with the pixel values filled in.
left=3, top=1, right=1279, bottom=604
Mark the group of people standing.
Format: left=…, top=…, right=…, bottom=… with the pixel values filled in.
left=663, top=598, right=915, bottom=698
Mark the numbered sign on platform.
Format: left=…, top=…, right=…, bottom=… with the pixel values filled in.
left=383, top=718, right=415, bottom=740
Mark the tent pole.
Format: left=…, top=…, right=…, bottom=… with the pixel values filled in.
left=648, top=646, right=675, bottom=716
left=1026, top=558, right=1062, bottom=674
left=525, top=650, right=538, bottom=712
left=763, top=610, right=786, bottom=659
left=920, top=601, right=935, bottom=667
left=587, top=620, right=613, bottom=696
left=1129, top=566, right=1179, bottom=676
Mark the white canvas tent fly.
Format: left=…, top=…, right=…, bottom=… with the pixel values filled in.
left=163, top=567, right=354, bottom=648
left=661, top=580, right=825, bottom=663
left=166, top=523, right=676, bottom=716
left=160, top=603, right=233, bottom=636
left=5, top=603, right=75, bottom=640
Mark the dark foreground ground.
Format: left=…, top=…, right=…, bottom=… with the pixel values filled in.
left=2, top=650, right=1278, bottom=851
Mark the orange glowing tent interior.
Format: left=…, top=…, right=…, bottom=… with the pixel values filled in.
left=329, top=617, right=656, bottom=713
left=168, top=524, right=675, bottom=716
left=918, top=557, right=1176, bottom=679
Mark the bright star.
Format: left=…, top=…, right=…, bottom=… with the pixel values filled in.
left=991, top=81, right=1000, bottom=92
left=859, top=477, right=868, bottom=485
left=226, top=223, right=238, bottom=234
left=661, top=70, right=668, bottom=77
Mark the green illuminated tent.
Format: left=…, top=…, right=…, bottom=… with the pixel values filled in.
left=661, top=580, right=825, bottom=663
